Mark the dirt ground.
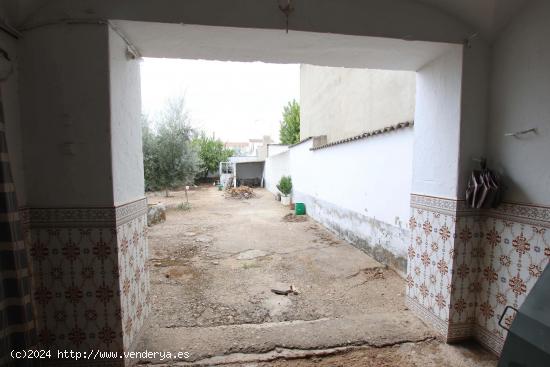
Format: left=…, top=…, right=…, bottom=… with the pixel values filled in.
left=136, top=186, right=497, bottom=366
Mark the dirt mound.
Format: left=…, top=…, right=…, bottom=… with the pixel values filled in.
left=282, top=213, right=308, bottom=222
left=225, top=186, right=256, bottom=199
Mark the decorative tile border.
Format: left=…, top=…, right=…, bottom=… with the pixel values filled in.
left=21, top=207, right=115, bottom=227
left=408, top=193, right=550, bottom=356
left=411, top=194, right=550, bottom=225
left=115, top=199, right=148, bottom=227
left=487, top=202, right=550, bottom=227
left=25, top=198, right=150, bottom=359
left=410, top=194, right=475, bottom=216
left=22, top=198, right=147, bottom=228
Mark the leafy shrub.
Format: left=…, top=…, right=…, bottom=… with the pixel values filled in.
left=142, top=97, right=200, bottom=195
left=176, top=202, right=192, bottom=211
left=277, top=176, right=292, bottom=196
left=192, top=134, right=234, bottom=178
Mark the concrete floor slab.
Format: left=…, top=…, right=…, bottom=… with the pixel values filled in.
left=137, top=187, right=497, bottom=366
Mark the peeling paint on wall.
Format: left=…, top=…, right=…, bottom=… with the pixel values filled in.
left=265, top=129, right=413, bottom=276
left=295, top=191, right=409, bottom=276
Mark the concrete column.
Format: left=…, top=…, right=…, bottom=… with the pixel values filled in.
left=107, top=25, right=150, bottom=355
left=19, top=23, right=148, bottom=365
left=406, top=41, right=492, bottom=346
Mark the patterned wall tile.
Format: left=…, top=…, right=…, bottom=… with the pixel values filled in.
left=406, top=203, right=457, bottom=338
left=408, top=194, right=550, bottom=355
left=24, top=199, right=149, bottom=363
left=116, top=214, right=150, bottom=352
left=28, top=226, right=123, bottom=352
left=475, top=212, right=549, bottom=354
left=448, top=214, right=482, bottom=340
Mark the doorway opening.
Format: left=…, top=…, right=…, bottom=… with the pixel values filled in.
left=115, top=21, right=493, bottom=365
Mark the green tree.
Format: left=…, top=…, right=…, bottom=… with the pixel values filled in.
left=279, top=100, right=300, bottom=145
left=192, top=134, right=234, bottom=178
left=142, top=98, right=200, bottom=196
left=141, top=115, right=157, bottom=192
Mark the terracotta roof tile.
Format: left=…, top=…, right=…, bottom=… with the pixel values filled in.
left=310, top=121, right=414, bottom=151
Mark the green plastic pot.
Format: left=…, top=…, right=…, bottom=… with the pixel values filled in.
left=295, top=202, right=306, bottom=215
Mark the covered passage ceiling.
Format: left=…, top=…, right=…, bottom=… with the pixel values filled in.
left=112, top=20, right=457, bottom=71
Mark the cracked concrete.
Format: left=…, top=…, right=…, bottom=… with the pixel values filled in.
left=138, top=187, right=497, bottom=366
left=138, top=312, right=432, bottom=363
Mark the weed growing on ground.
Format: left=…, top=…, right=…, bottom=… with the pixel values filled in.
left=176, top=202, right=192, bottom=211
left=241, top=262, right=261, bottom=270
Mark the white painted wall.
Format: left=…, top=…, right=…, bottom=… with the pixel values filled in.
left=267, top=144, right=288, bottom=157
left=265, top=129, right=414, bottom=273
left=229, top=156, right=262, bottom=163
left=488, top=0, right=550, bottom=205
left=457, top=39, right=490, bottom=197
left=300, top=66, right=415, bottom=142
left=264, top=150, right=290, bottom=194
left=114, top=22, right=455, bottom=72
left=17, top=23, right=146, bottom=208
left=411, top=46, right=463, bottom=199
left=292, top=132, right=413, bottom=227
left=18, top=24, right=114, bottom=207
left=109, top=27, right=145, bottom=206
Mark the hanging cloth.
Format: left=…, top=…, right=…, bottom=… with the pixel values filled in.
left=0, top=91, right=36, bottom=366
left=465, top=160, right=502, bottom=209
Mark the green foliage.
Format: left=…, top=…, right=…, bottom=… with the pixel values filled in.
left=242, top=261, right=261, bottom=269
left=279, top=100, right=300, bottom=145
left=142, top=116, right=157, bottom=191
left=277, top=176, right=292, bottom=196
left=142, top=98, right=200, bottom=194
left=192, top=134, right=234, bottom=178
left=176, top=202, right=192, bottom=211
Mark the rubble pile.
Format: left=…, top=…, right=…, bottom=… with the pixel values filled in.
left=225, top=186, right=256, bottom=199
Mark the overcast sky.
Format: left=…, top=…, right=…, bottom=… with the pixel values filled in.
left=140, top=58, right=300, bottom=143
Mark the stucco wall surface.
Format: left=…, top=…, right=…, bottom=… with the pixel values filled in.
left=16, top=23, right=145, bottom=208
left=300, top=65, right=415, bottom=142
left=488, top=0, right=550, bottom=206
left=457, top=39, right=490, bottom=197
left=265, top=129, right=414, bottom=274
left=264, top=150, right=290, bottom=194
left=267, top=144, right=289, bottom=157
left=109, top=27, right=145, bottom=206
left=411, top=46, right=463, bottom=199
left=18, top=24, right=114, bottom=207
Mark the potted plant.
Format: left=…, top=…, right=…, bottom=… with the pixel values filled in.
left=277, top=176, right=292, bottom=206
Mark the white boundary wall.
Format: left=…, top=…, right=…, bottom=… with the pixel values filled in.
left=264, top=128, right=413, bottom=275
left=264, top=150, right=290, bottom=194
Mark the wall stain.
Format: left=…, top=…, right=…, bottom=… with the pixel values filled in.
left=296, top=192, right=409, bottom=277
